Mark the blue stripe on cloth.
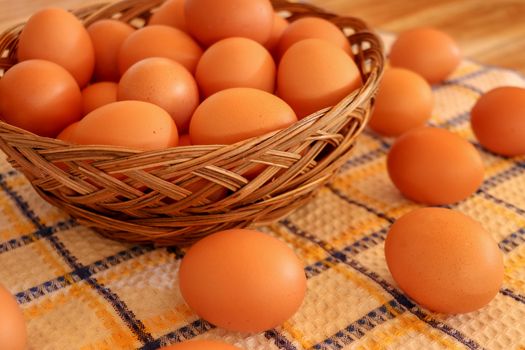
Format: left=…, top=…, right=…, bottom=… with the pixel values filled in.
left=281, top=221, right=486, bottom=350
left=166, top=246, right=186, bottom=259
left=342, top=228, right=388, bottom=256
left=313, top=300, right=405, bottom=350
left=44, top=234, right=155, bottom=344
left=479, top=190, right=525, bottom=217
left=434, top=111, right=470, bottom=129
left=467, top=59, right=525, bottom=81
left=362, top=129, right=393, bottom=149
left=2, top=169, right=19, bottom=177
left=138, top=319, right=214, bottom=350
left=305, top=256, right=340, bottom=279
left=440, top=66, right=492, bottom=86
left=434, top=81, right=484, bottom=95
left=498, top=228, right=525, bottom=254
left=472, top=140, right=525, bottom=169
left=45, top=234, right=81, bottom=267
left=265, top=329, right=299, bottom=350
left=281, top=219, right=342, bottom=257
left=327, top=184, right=395, bottom=224
left=297, top=223, right=387, bottom=279
left=481, top=164, right=524, bottom=191
left=0, top=219, right=76, bottom=255
left=0, top=173, right=45, bottom=229
left=85, top=277, right=154, bottom=344
left=500, top=288, right=525, bottom=305
left=15, top=245, right=154, bottom=304
left=139, top=323, right=299, bottom=350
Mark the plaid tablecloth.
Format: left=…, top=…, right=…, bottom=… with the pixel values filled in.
left=1, top=35, right=525, bottom=350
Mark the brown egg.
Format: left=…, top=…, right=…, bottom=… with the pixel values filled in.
left=17, top=7, right=94, bottom=87
left=368, top=68, right=434, bottom=137
left=160, top=340, right=242, bottom=350
left=0, top=284, right=27, bottom=350
left=389, top=27, right=461, bottom=84
left=264, top=14, right=289, bottom=53
left=385, top=207, right=504, bottom=314
left=185, top=0, right=273, bottom=46
left=179, top=229, right=307, bottom=332
left=0, top=60, right=82, bottom=137
left=118, top=57, right=199, bottom=133
left=149, top=0, right=187, bottom=32
left=189, top=87, right=297, bottom=145
left=195, top=37, right=276, bottom=97
left=277, top=38, right=362, bottom=119
left=87, top=19, right=135, bottom=81
left=57, top=121, right=79, bottom=142
left=387, top=127, right=484, bottom=205
left=118, top=25, right=202, bottom=74
left=70, top=101, right=178, bottom=150
left=277, top=17, right=352, bottom=58
left=178, top=134, right=192, bottom=146
left=82, top=82, right=118, bottom=115
left=471, top=86, right=525, bottom=156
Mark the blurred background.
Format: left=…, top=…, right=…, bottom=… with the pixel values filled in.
left=1, top=0, right=524, bottom=72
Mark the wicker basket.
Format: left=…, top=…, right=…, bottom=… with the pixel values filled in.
left=0, top=0, right=384, bottom=246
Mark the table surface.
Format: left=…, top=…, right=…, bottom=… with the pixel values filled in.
left=0, top=0, right=524, bottom=73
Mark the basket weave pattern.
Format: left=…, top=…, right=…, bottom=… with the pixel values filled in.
left=0, top=0, right=384, bottom=246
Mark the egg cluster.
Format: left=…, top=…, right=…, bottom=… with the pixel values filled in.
left=0, top=0, right=363, bottom=152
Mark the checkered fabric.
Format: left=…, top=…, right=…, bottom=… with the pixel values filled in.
left=1, top=34, right=525, bottom=350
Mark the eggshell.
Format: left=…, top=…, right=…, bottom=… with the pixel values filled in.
left=277, top=17, right=352, bottom=58
left=277, top=38, right=362, bottom=119
left=195, top=37, right=276, bottom=97
left=118, top=57, right=199, bottom=133
left=387, top=127, right=484, bottom=205
left=368, top=68, right=434, bottom=137
left=71, top=101, right=178, bottom=150
left=178, top=134, right=192, bottom=146
left=389, top=27, right=461, bottom=84
left=264, top=14, right=289, bottom=53
left=57, top=121, right=79, bottom=142
left=189, top=87, right=297, bottom=145
left=149, top=0, right=187, bottom=32
left=471, top=86, right=525, bottom=156
left=17, top=7, right=95, bottom=87
left=0, top=284, right=27, bottom=350
left=160, top=340, right=242, bottom=350
left=185, top=0, right=273, bottom=46
left=82, top=82, right=118, bottom=115
left=385, top=207, right=504, bottom=314
left=179, top=229, right=307, bottom=332
left=0, top=59, right=82, bottom=137
left=118, top=25, right=202, bottom=74
left=87, top=19, right=135, bottom=81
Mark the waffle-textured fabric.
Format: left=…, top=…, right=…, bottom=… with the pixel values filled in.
left=1, top=35, right=525, bottom=350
